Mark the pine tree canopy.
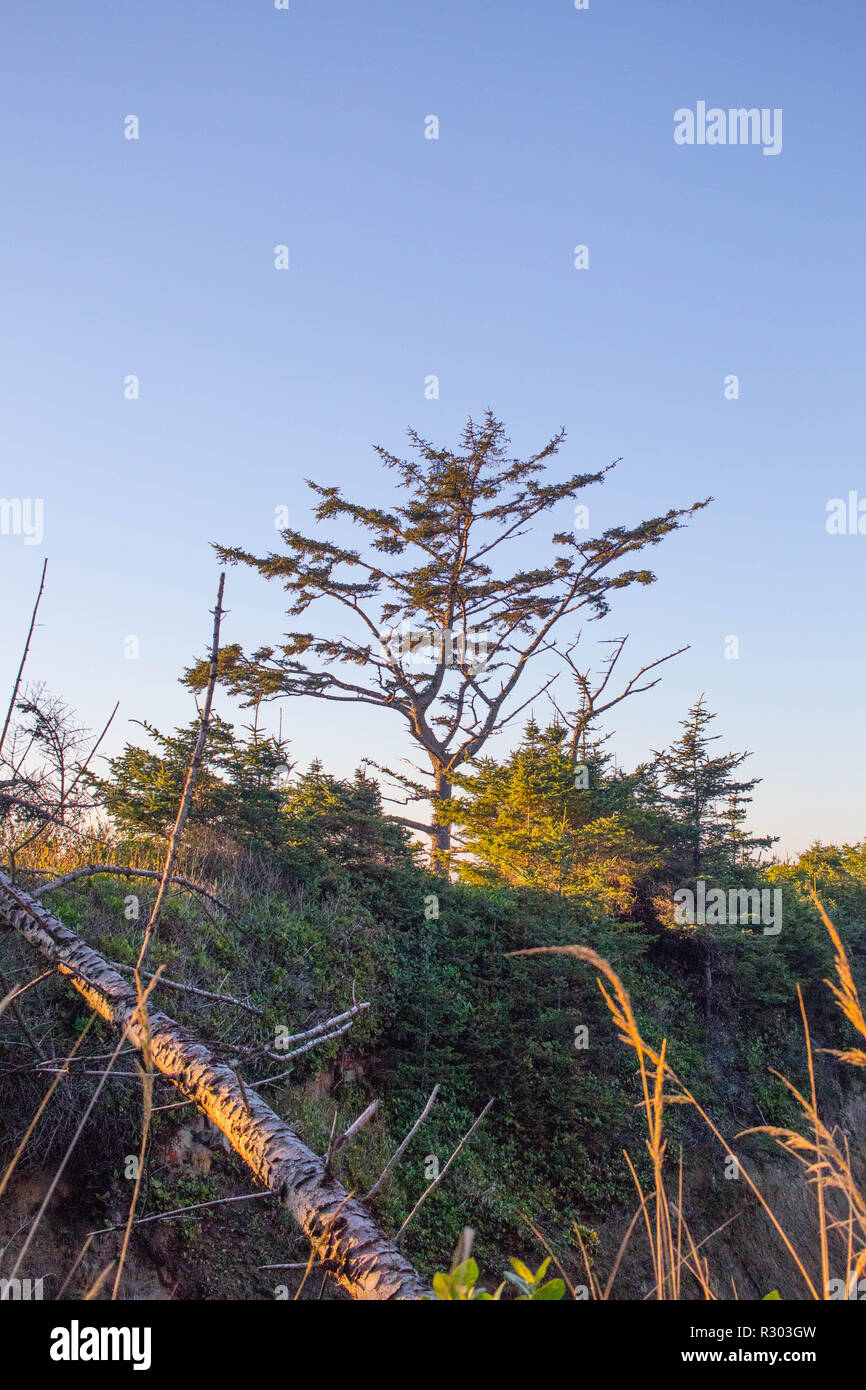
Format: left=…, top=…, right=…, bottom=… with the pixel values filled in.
left=185, top=413, right=709, bottom=864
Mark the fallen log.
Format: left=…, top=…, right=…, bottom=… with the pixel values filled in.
left=0, top=869, right=428, bottom=1300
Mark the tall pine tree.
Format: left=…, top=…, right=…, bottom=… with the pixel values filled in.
left=188, top=413, right=708, bottom=869
left=653, top=698, right=775, bottom=879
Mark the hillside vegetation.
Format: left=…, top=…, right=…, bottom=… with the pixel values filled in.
left=1, top=417, right=864, bottom=1300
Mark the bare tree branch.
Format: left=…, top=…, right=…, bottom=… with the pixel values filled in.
left=552, top=634, right=688, bottom=758
left=365, top=1083, right=440, bottom=1200
left=34, top=864, right=234, bottom=920
left=326, top=1100, right=380, bottom=1176
left=0, top=963, right=47, bottom=1060
left=0, top=558, right=46, bottom=759
left=136, top=574, right=226, bottom=973
left=396, top=1097, right=494, bottom=1239
left=109, top=962, right=262, bottom=1017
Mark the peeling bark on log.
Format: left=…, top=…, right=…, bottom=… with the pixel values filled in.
left=0, top=870, right=428, bottom=1301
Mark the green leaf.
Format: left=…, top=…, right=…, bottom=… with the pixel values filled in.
left=452, top=1258, right=479, bottom=1291
left=763, top=1290, right=781, bottom=1300
left=532, top=1279, right=566, bottom=1300
left=433, top=1272, right=455, bottom=1300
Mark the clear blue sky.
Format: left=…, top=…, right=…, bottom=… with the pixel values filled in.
left=1, top=0, right=864, bottom=856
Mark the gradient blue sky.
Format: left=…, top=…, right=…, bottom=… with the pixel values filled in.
left=1, top=0, right=864, bottom=855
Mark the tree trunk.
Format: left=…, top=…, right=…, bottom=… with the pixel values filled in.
left=430, top=768, right=452, bottom=873
left=0, top=870, right=428, bottom=1301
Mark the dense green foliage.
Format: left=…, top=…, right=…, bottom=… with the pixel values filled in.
left=2, top=419, right=862, bottom=1300
left=64, top=702, right=866, bottom=1280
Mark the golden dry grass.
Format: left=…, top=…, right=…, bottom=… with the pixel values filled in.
left=514, top=895, right=866, bottom=1301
